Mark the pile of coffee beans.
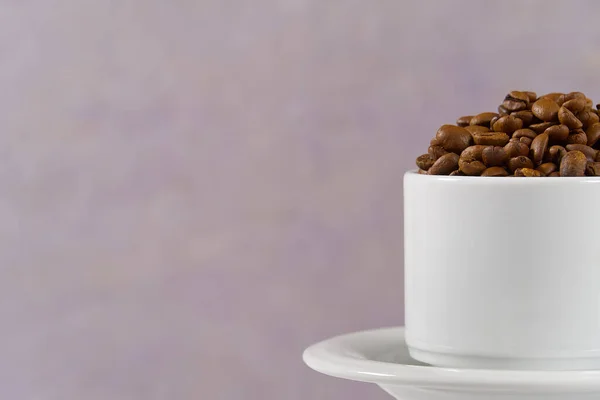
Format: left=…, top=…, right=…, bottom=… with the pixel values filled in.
left=416, top=91, right=600, bottom=176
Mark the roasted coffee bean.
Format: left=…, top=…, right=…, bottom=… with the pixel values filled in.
left=490, top=115, right=500, bottom=128
left=519, top=137, right=533, bottom=146
left=558, top=106, right=583, bottom=129
left=563, top=98, right=587, bottom=113
left=560, top=150, right=587, bottom=176
left=458, top=155, right=486, bottom=176
left=433, top=125, right=473, bottom=153
left=506, top=91, right=530, bottom=103
left=565, top=144, right=598, bottom=161
left=505, top=140, right=530, bottom=158
left=577, top=109, right=600, bottom=129
left=464, top=125, right=490, bottom=134
left=529, top=121, right=556, bottom=134
left=566, top=129, right=588, bottom=145
left=428, top=145, right=448, bottom=160
left=586, top=123, right=600, bottom=146
left=525, top=91, right=537, bottom=102
left=515, top=168, right=542, bottom=177
left=415, top=154, right=436, bottom=171
left=587, top=98, right=594, bottom=109
left=536, top=162, right=557, bottom=176
left=541, top=92, right=564, bottom=104
left=449, top=170, right=465, bottom=176
left=482, top=146, right=508, bottom=167
left=492, top=115, right=523, bottom=133
left=418, top=169, right=428, bottom=174
left=513, top=128, right=537, bottom=140
left=564, top=91, right=586, bottom=102
left=508, top=156, right=534, bottom=172
left=481, top=166, right=509, bottom=176
left=549, top=145, right=567, bottom=165
left=497, top=105, right=510, bottom=115
left=544, top=124, right=569, bottom=141
left=472, top=131, right=510, bottom=146
left=461, top=145, right=487, bottom=160
left=511, top=110, right=535, bottom=126
left=470, top=112, right=498, bottom=127
left=548, top=171, right=561, bottom=177
left=456, top=116, right=473, bottom=127
left=532, top=98, right=560, bottom=121
left=502, top=99, right=527, bottom=112
left=530, top=132, right=549, bottom=165
left=429, top=152, right=460, bottom=175
left=586, top=162, right=600, bottom=176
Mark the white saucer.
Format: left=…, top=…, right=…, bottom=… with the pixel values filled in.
left=303, top=327, right=600, bottom=400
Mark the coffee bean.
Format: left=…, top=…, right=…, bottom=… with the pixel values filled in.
left=508, top=156, right=534, bottom=172
left=481, top=166, right=509, bottom=176
left=472, top=131, right=510, bottom=146
left=429, top=152, right=460, bottom=175
left=456, top=116, right=473, bottom=127
left=566, top=129, right=588, bottom=145
left=587, top=98, right=594, bottom=109
left=549, top=145, right=567, bottom=165
left=434, top=125, right=473, bottom=153
left=520, top=137, right=533, bottom=146
left=544, top=124, right=569, bottom=141
left=531, top=132, right=549, bottom=165
left=507, top=91, right=530, bottom=103
left=564, top=91, right=586, bottom=102
left=558, top=106, right=583, bottom=129
left=511, top=110, right=535, bottom=126
left=502, top=99, right=527, bottom=112
left=482, top=146, right=508, bottom=167
left=530, top=121, right=557, bottom=134
left=492, top=115, right=523, bottom=134
left=461, top=145, right=487, bottom=160
left=541, top=92, right=565, bottom=104
left=532, top=98, right=560, bottom=121
left=560, top=150, right=588, bottom=176
left=577, top=110, right=600, bottom=129
left=565, top=144, right=598, bottom=161
left=515, top=168, right=542, bottom=177
left=563, top=98, right=586, bottom=113
left=428, top=145, right=448, bottom=160
left=490, top=115, right=500, bottom=128
left=418, top=169, right=428, bottom=174
left=513, top=128, right=537, bottom=140
left=505, top=140, right=530, bottom=158
left=524, top=91, right=537, bottom=102
left=498, top=105, right=510, bottom=115
left=536, top=162, right=557, bottom=176
left=586, top=123, right=600, bottom=146
left=586, top=162, right=600, bottom=176
left=415, top=154, right=435, bottom=171
left=464, top=125, right=490, bottom=134
left=470, top=112, right=499, bottom=127
left=459, top=155, right=486, bottom=176
left=449, top=169, right=466, bottom=176
left=548, top=171, right=561, bottom=177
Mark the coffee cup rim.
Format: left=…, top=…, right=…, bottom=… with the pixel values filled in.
left=406, top=170, right=600, bottom=183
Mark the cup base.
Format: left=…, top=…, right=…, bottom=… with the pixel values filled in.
left=409, top=347, right=600, bottom=371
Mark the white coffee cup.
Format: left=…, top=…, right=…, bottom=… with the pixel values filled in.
left=404, top=171, right=600, bottom=370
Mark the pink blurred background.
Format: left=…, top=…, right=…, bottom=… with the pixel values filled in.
left=3, top=0, right=600, bottom=398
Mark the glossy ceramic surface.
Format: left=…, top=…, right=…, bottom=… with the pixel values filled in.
left=404, top=171, right=600, bottom=369
left=303, top=327, right=600, bottom=400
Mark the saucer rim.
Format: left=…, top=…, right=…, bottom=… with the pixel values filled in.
left=302, top=327, right=600, bottom=391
